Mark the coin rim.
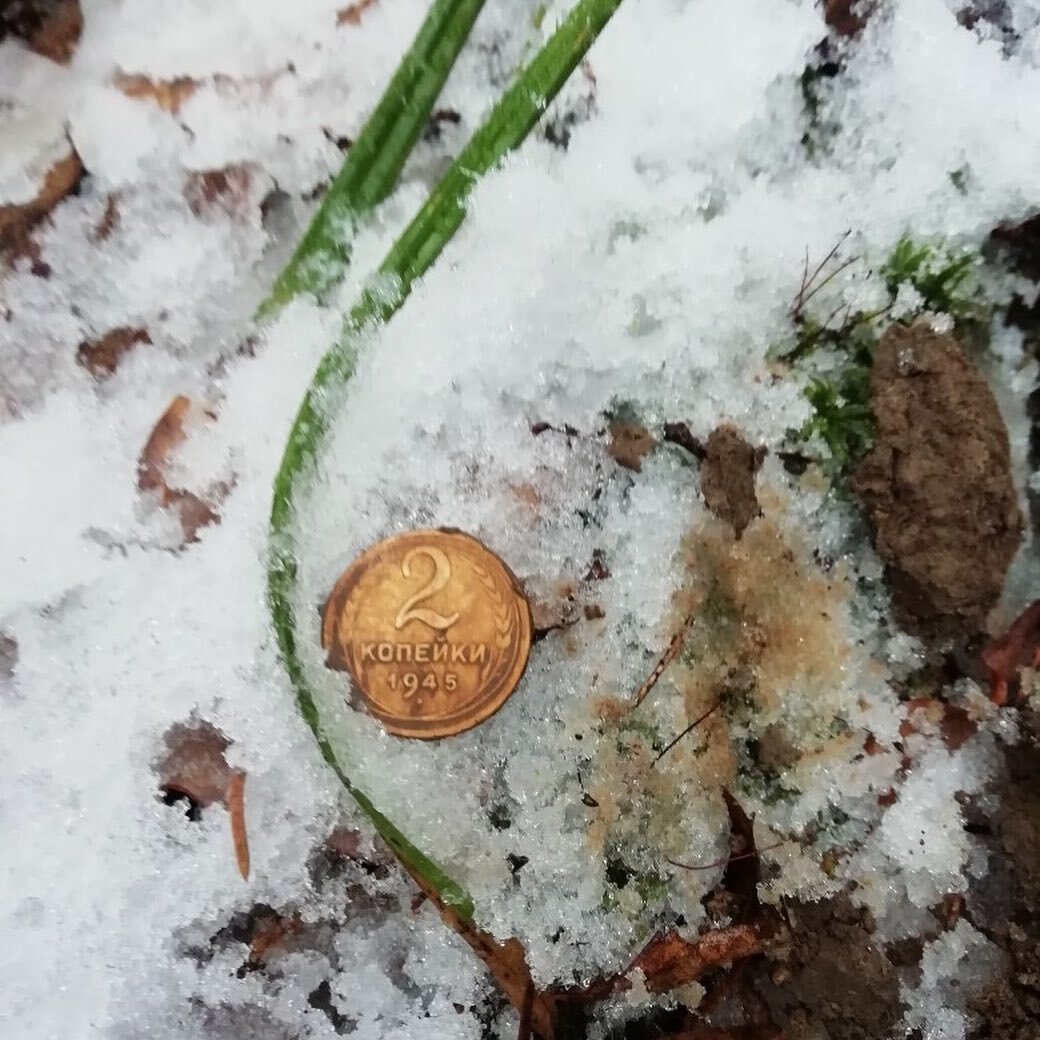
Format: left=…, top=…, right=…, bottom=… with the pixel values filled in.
left=320, top=528, right=532, bottom=739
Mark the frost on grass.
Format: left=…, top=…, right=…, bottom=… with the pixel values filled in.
left=3, top=0, right=1040, bottom=1035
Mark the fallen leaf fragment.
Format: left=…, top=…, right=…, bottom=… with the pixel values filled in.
left=138, top=394, right=191, bottom=492
left=981, top=600, right=1040, bottom=706
left=184, top=165, right=256, bottom=221
left=77, top=326, right=151, bottom=378
left=28, top=0, right=82, bottom=63
left=248, top=909, right=303, bottom=965
left=157, top=718, right=233, bottom=808
left=824, top=0, right=873, bottom=36
left=608, top=420, right=655, bottom=472
left=337, top=0, right=378, bottom=25
left=228, top=771, right=250, bottom=880
left=0, top=104, right=83, bottom=247
left=157, top=720, right=251, bottom=880
left=632, top=920, right=778, bottom=993
left=901, top=697, right=978, bottom=751
left=137, top=395, right=227, bottom=543
left=115, top=72, right=199, bottom=114
left=92, top=193, right=120, bottom=242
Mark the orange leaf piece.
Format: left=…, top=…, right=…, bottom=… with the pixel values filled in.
left=115, top=73, right=199, bottom=114
left=981, top=600, right=1040, bottom=706
left=137, top=395, right=226, bottom=544
left=337, top=0, right=377, bottom=25
left=228, top=771, right=250, bottom=881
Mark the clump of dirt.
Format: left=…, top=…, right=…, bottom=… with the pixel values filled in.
left=607, top=419, right=655, bottom=472
left=967, top=710, right=1040, bottom=1038
left=766, top=894, right=904, bottom=1040
left=851, top=323, right=1023, bottom=639
left=697, top=424, right=767, bottom=539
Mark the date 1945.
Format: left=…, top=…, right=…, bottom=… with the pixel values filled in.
left=386, top=672, right=458, bottom=698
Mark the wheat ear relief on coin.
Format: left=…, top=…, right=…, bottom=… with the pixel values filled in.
left=321, top=530, right=532, bottom=739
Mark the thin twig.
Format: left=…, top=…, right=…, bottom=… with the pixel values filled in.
left=228, top=770, right=250, bottom=880
left=790, top=230, right=851, bottom=317
left=797, top=254, right=858, bottom=314
left=630, top=611, right=698, bottom=711
left=666, top=839, right=789, bottom=873
left=650, top=700, right=722, bottom=767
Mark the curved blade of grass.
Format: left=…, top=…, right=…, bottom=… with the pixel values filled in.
left=269, top=0, right=627, bottom=918
left=255, top=0, right=487, bottom=321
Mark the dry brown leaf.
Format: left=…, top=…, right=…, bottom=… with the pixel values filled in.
left=982, top=600, right=1040, bottom=706
left=900, top=697, right=978, bottom=752
left=158, top=719, right=233, bottom=807
left=824, top=0, right=872, bottom=36
left=138, top=394, right=192, bottom=493
left=403, top=865, right=557, bottom=1039
left=0, top=148, right=83, bottom=246
left=608, top=420, right=655, bottom=472
left=137, top=395, right=227, bottom=543
left=157, top=720, right=251, bottom=880
left=92, top=193, right=120, bottom=242
left=337, top=0, right=378, bottom=25
left=29, top=0, right=82, bottom=63
left=77, top=326, right=151, bottom=378
left=115, top=72, right=200, bottom=114
left=249, top=910, right=304, bottom=965
left=184, top=165, right=256, bottom=221
left=632, top=921, right=775, bottom=994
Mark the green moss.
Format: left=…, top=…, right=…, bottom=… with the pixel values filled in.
left=602, top=852, right=670, bottom=909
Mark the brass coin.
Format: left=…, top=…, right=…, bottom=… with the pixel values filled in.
left=321, top=529, right=532, bottom=739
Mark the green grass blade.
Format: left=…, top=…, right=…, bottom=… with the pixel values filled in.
left=269, top=0, right=627, bottom=917
left=255, top=0, right=487, bottom=320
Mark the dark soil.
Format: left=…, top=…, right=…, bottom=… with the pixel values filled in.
left=851, top=323, right=1022, bottom=639
left=763, top=895, right=904, bottom=1040
left=967, top=710, right=1040, bottom=1038
left=697, top=424, right=766, bottom=539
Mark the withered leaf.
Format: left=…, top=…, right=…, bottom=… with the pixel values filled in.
left=337, top=0, right=377, bottom=25
left=632, top=918, right=778, bottom=994
left=28, top=0, right=82, bottom=63
left=721, top=790, right=760, bottom=918
left=981, top=600, right=1040, bottom=706
left=0, top=147, right=83, bottom=247
left=92, top=194, right=120, bottom=242
left=137, top=395, right=227, bottom=544
left=115, top=72, right=200, bottom=114
left=900, top=697, right=977, bottom=752
left=77, top=326, right=151, bottom=379
left=824, top=0, right=872, bottom=36
left=184, top=165, right=256, bottom=221
left=157, top=718, right=233, bottom=808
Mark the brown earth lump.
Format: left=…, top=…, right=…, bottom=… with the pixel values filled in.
left=852, top=323, right=1022, bottom=638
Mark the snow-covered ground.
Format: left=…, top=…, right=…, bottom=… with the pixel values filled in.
left=3, top=0, right=1040, bottom=1037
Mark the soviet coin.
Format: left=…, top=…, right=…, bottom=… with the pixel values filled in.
left=321, top=529, right=532, bottom=739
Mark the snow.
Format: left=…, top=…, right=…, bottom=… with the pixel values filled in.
left=2, top=0, right=1040, bottom=1035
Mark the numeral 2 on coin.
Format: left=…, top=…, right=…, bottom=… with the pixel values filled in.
left=394, top=546, right=460, bottom=631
